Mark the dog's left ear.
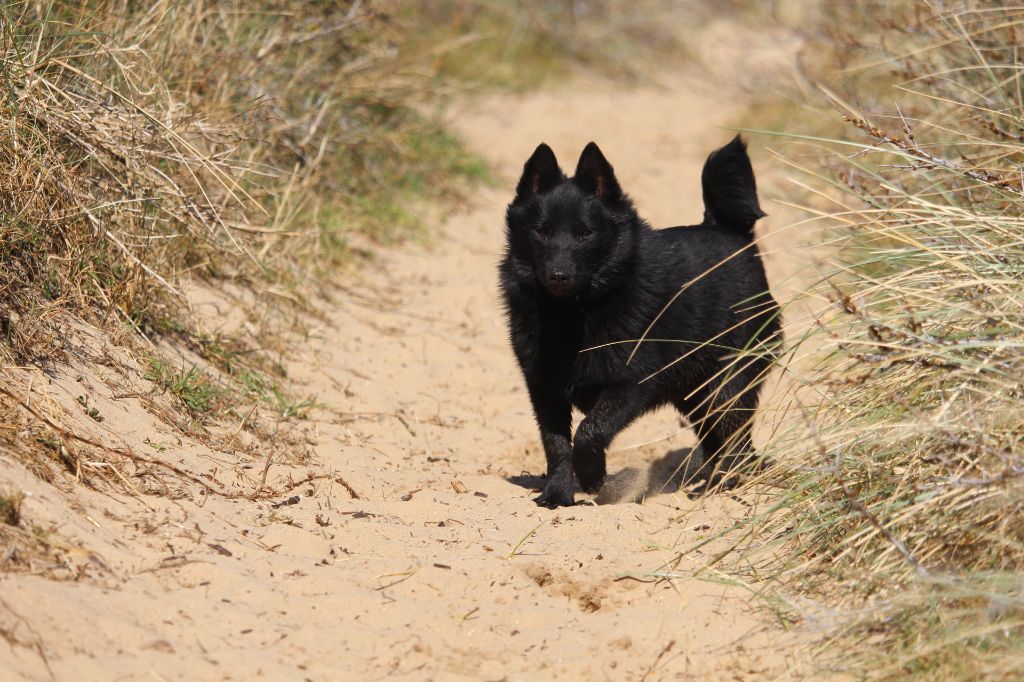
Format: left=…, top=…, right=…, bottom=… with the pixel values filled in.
left=574, top=142, right=622, bottom=202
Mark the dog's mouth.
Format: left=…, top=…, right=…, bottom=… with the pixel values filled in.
left=544, top=280, right=577, bottom=298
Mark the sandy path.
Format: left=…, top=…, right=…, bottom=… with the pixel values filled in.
left=282, top=75, right=801, bottom=679
left=1, top=68, right=808, bottom=679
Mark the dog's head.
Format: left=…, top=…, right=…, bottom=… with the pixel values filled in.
left=505, top=142, right=638, bottom=299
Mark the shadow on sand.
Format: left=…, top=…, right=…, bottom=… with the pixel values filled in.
left=505, top=446, right=705, bottom=505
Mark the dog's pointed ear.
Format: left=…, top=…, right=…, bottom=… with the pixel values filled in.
left=516, top=143, right=562, bottom=200
left=574, top=142, right=621, bottom=201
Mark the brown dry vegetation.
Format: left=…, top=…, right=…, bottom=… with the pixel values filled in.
left=716, top=1, right=1024, bottom=679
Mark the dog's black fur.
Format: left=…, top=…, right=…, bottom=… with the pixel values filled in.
left=500, top=136, right=780, bottom=508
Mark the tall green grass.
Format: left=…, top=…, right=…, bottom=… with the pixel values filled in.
left=743, top=2, right=1024, bottom=678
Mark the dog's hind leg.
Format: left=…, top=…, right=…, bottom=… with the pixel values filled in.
left=682, top=365, right=766, bottom=494
left=573, top=386, right=651, bottom=493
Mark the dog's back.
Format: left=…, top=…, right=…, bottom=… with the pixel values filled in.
left=577, top=137, right=778, bottom=394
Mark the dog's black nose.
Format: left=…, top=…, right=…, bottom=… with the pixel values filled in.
left=549, top=271, right=569, bottom=284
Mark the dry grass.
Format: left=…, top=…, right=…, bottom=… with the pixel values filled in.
left=0, top=1, right=482, bottom=369
left=722, top=2, right=1024, bottom=678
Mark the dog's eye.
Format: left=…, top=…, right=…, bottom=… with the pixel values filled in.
left=534, top=224, right=551, bottom=238
left=578, top=228, right=593, bottom=240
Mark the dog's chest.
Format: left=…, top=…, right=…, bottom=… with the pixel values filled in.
left=566, top=314, right=636, bottom=390
left=571, top=335, right=629, bottom=384
left=535, top=301, right=638, bottom=391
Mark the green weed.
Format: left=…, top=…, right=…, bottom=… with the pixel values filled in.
left=144, top=357, right=224, bottom=417
left=75, top=396, right=104, bottom=423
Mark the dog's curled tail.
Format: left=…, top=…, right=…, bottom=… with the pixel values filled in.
left=701, top=135, right=765, bottom=238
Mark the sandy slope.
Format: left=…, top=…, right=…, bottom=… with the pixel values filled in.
left=0, top=50, right=812, bottom=681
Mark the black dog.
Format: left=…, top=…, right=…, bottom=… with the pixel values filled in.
left=500, top=136, right=780, bottom=508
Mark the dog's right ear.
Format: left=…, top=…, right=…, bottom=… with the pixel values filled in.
left=515, top=143, right=562, bottom=200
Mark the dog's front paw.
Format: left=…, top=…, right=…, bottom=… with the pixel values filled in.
left=534, top=478, right=575, bottom=508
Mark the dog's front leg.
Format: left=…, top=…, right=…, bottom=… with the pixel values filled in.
left=573, top=386, right=650, bottom=493
left=526, top=384, right=574, bottom=508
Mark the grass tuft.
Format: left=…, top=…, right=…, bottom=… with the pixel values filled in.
left=145, top=358, right=225, bottom=418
